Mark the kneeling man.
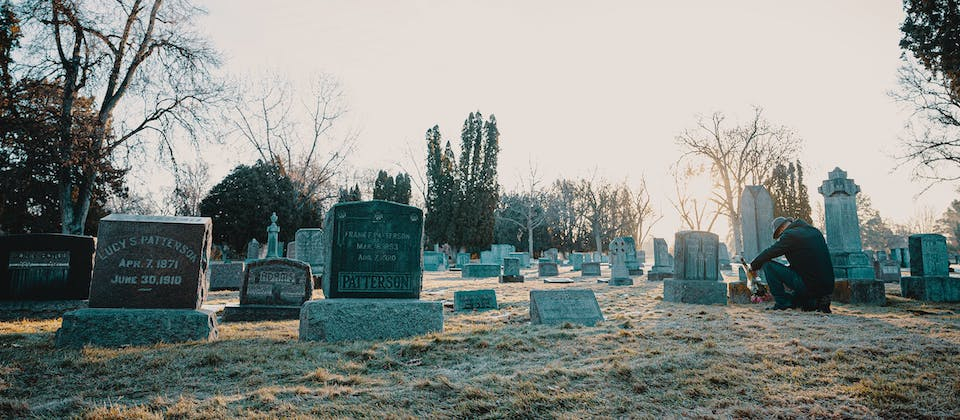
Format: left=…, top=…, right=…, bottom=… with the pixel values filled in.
left=749, top=217, right=835, bottom=313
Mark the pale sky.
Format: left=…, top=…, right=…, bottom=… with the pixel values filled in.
left=179, top=0, right=956, bottom=244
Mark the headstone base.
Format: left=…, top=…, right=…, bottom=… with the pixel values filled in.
left=832, top=279, right=886, bottom=305
left=299, top=299, right=443, bottom=342
left=56, top=308, right=218, bottom=348
left=499, top=275, right=524, bottom=283
left=727, top=281, right=753, bottom=304
left=462, top=264, right=501, bottom=278
left=0, top=300, right=88, bottom=321
left=628, top=269, right=644, bottom=276
left=222, top=304, right=302, bottom=322
left=831, top=252, right=876, bottom=280
left=901, top=276, right=960, bottom=302
left=647, top=271, right=673, bottom=281
left=663, top=280, right=727, bottom=305
left=608, top=277, right=634, bottom=286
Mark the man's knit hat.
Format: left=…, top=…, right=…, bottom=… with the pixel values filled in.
left=771, top=217, right=792, bottom=239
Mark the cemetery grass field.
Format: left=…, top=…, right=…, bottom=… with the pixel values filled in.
left=2, top=270, right=960, bottom=419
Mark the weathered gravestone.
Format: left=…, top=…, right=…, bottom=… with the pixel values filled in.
left=876, top=250, right=888, bottom=261
left=874, top=259, right=902, bottom=283
left=607, top=253, right=634, bottom=286
left=0, top=234, right=96, bottom=301
left=295, top=228, right=325, bottom=288
left=423, top=251, right=448, bottom=272
left=581, top=262, right=601, bottom=277
left=0, top=234, right=96, bottom=320
left=454, top=289, right=498, bottom=311
left=223, top=259, right=313, bottom=321
left=901, top=234, right=959, bottom=302
left=508, top=252, right=530, bottom=268
left=637, top=250, right=647, bottom=265
left=539, top=260, right=560, bottom=277
left=819, top=168, right=884, bottom=305
left=663, top=231, right=726, bottom=305
left=491, top=244, right=515, bottom=265
left=609, top=237, right=642, bottom=275
left=569, top=253, right=584, bottom=271
left=529, top=289, right=604, bottom=326
left=480, top=250, right=496, bottom=264
left=246, top=239, right=260, bottom=262
left=500, top=257, right=524, bottom=283
left=740, top=185, right=774, bottom=262
left=463, top=264, right=501, bottom=278
left=300, top=200, right=442, bottom=342
left=456, top=252, right=471, bottom=268
left=286, top=242, right=297, bottom=260
left=647, top=238, right=674, bottom=281
left=718, top=243, right=732, bottom=271
left=899, top=247, right=911, bottom=269
left=208, top=261, right=244, bottom=291
left=56, top=215, right=217, bottom=348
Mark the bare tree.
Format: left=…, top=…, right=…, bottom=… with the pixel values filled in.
left=19, top=0, right=223, bottom=234
left=229, top=72, right=357, bottom=209
left=632, top=175, right=662, bottom=247
left=893, top=61, right=960, bottom=189
left=668, top=167, right=720, bottom=232
left=496, top=159, right=547, bottom=255
left=395, top=137, right=428, bottom=208
left=675, top=107, right=801, bottom=255
left=167, top=159, right=209, bottom=216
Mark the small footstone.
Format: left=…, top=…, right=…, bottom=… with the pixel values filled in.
left=454, top=290, right=498, bottom=312
left=56, top=308, right=218, bottom=348
left=299, top=299, right=443, bottom=342
left=543, top=277, right=574, bottom=284
left=832, top=279, right=886, bottom=305
left=529, top=289, right=603, bottom=326
left=608, top=277, right=634, bottom=286
left=663, top=280, right=727, bottom=305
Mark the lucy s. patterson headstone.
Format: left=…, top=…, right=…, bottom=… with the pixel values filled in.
left=87, top=215, right=212, bottom=309
left=322, top=201, right=423, bottom=299
left=454, top=289, right=498, bottom=311
left=299, top=299, right=442, bottom=342
left=529, top=289, right=604, bottom=326
left=901, top=234, right=959, bottom=302
left=663, top=231, right=726, bottom=305
left=55, top=308, right=217, bottom=348
left=0, top=234, right=96, bottom=301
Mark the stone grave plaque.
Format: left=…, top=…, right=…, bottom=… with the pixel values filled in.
left=544, top=248, right=559, bottom=263
left=322, top=201, right=423, bottom=299
left=909, top=234, right=949, bottom=277
left=1, top=234, right=96, bottom=301
left=454, top=289, right=498, bottom=311
left=530, top=289, right=604, bottom=326
left=88, top=215, right=211, bottom=309
left=286, top=242, right=297, bottom=260
left=456, top=252, right=471, bottom=268
left=240, top=259, right=312, bottom=305
left=463, top=264, right=501, bottom=278
left=673, top=231, right=719, bottom=281
left=246, top=239, right=260, bottom=261
left=508, top=252, right=530, bottom=267
left=480, top=250, right=496, bottom=264
left=423, top=251, right=447, bottom=271
left=569, top=253, right=584, bottom=271
left=295, top=229, right=324, bottom=268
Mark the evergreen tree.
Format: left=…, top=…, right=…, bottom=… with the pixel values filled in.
left=393, top=172, right=412, bottom=204
left=767, top=160, right=812, bottom=222
left=372, top=170, right=394, bottom=201
left=199, top=161, right=323, bottom=252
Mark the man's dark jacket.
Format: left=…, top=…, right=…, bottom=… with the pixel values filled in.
left=749, top=219, right=835, bottom=297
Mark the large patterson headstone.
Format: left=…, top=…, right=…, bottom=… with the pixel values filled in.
left=647, top=238, right=674, bottom=281
left=901, top=234, right=960, bottom=302
left=222, top=258, right=313, bottom=321
left=663, top=231, right=726, bottom=305
left=740, top=185, right=775, bottom=262
left=300, top=200, right=442, bottom=342
left=530, top=289, right=604, bottom=326
left=56, top=215, right=217, bottom=348
left=819, top=168, right=883, bottom=304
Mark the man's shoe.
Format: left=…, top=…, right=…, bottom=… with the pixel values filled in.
left=815, top=296, right=832, bottom=314
left=799, top=297, right=817, bottom=312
